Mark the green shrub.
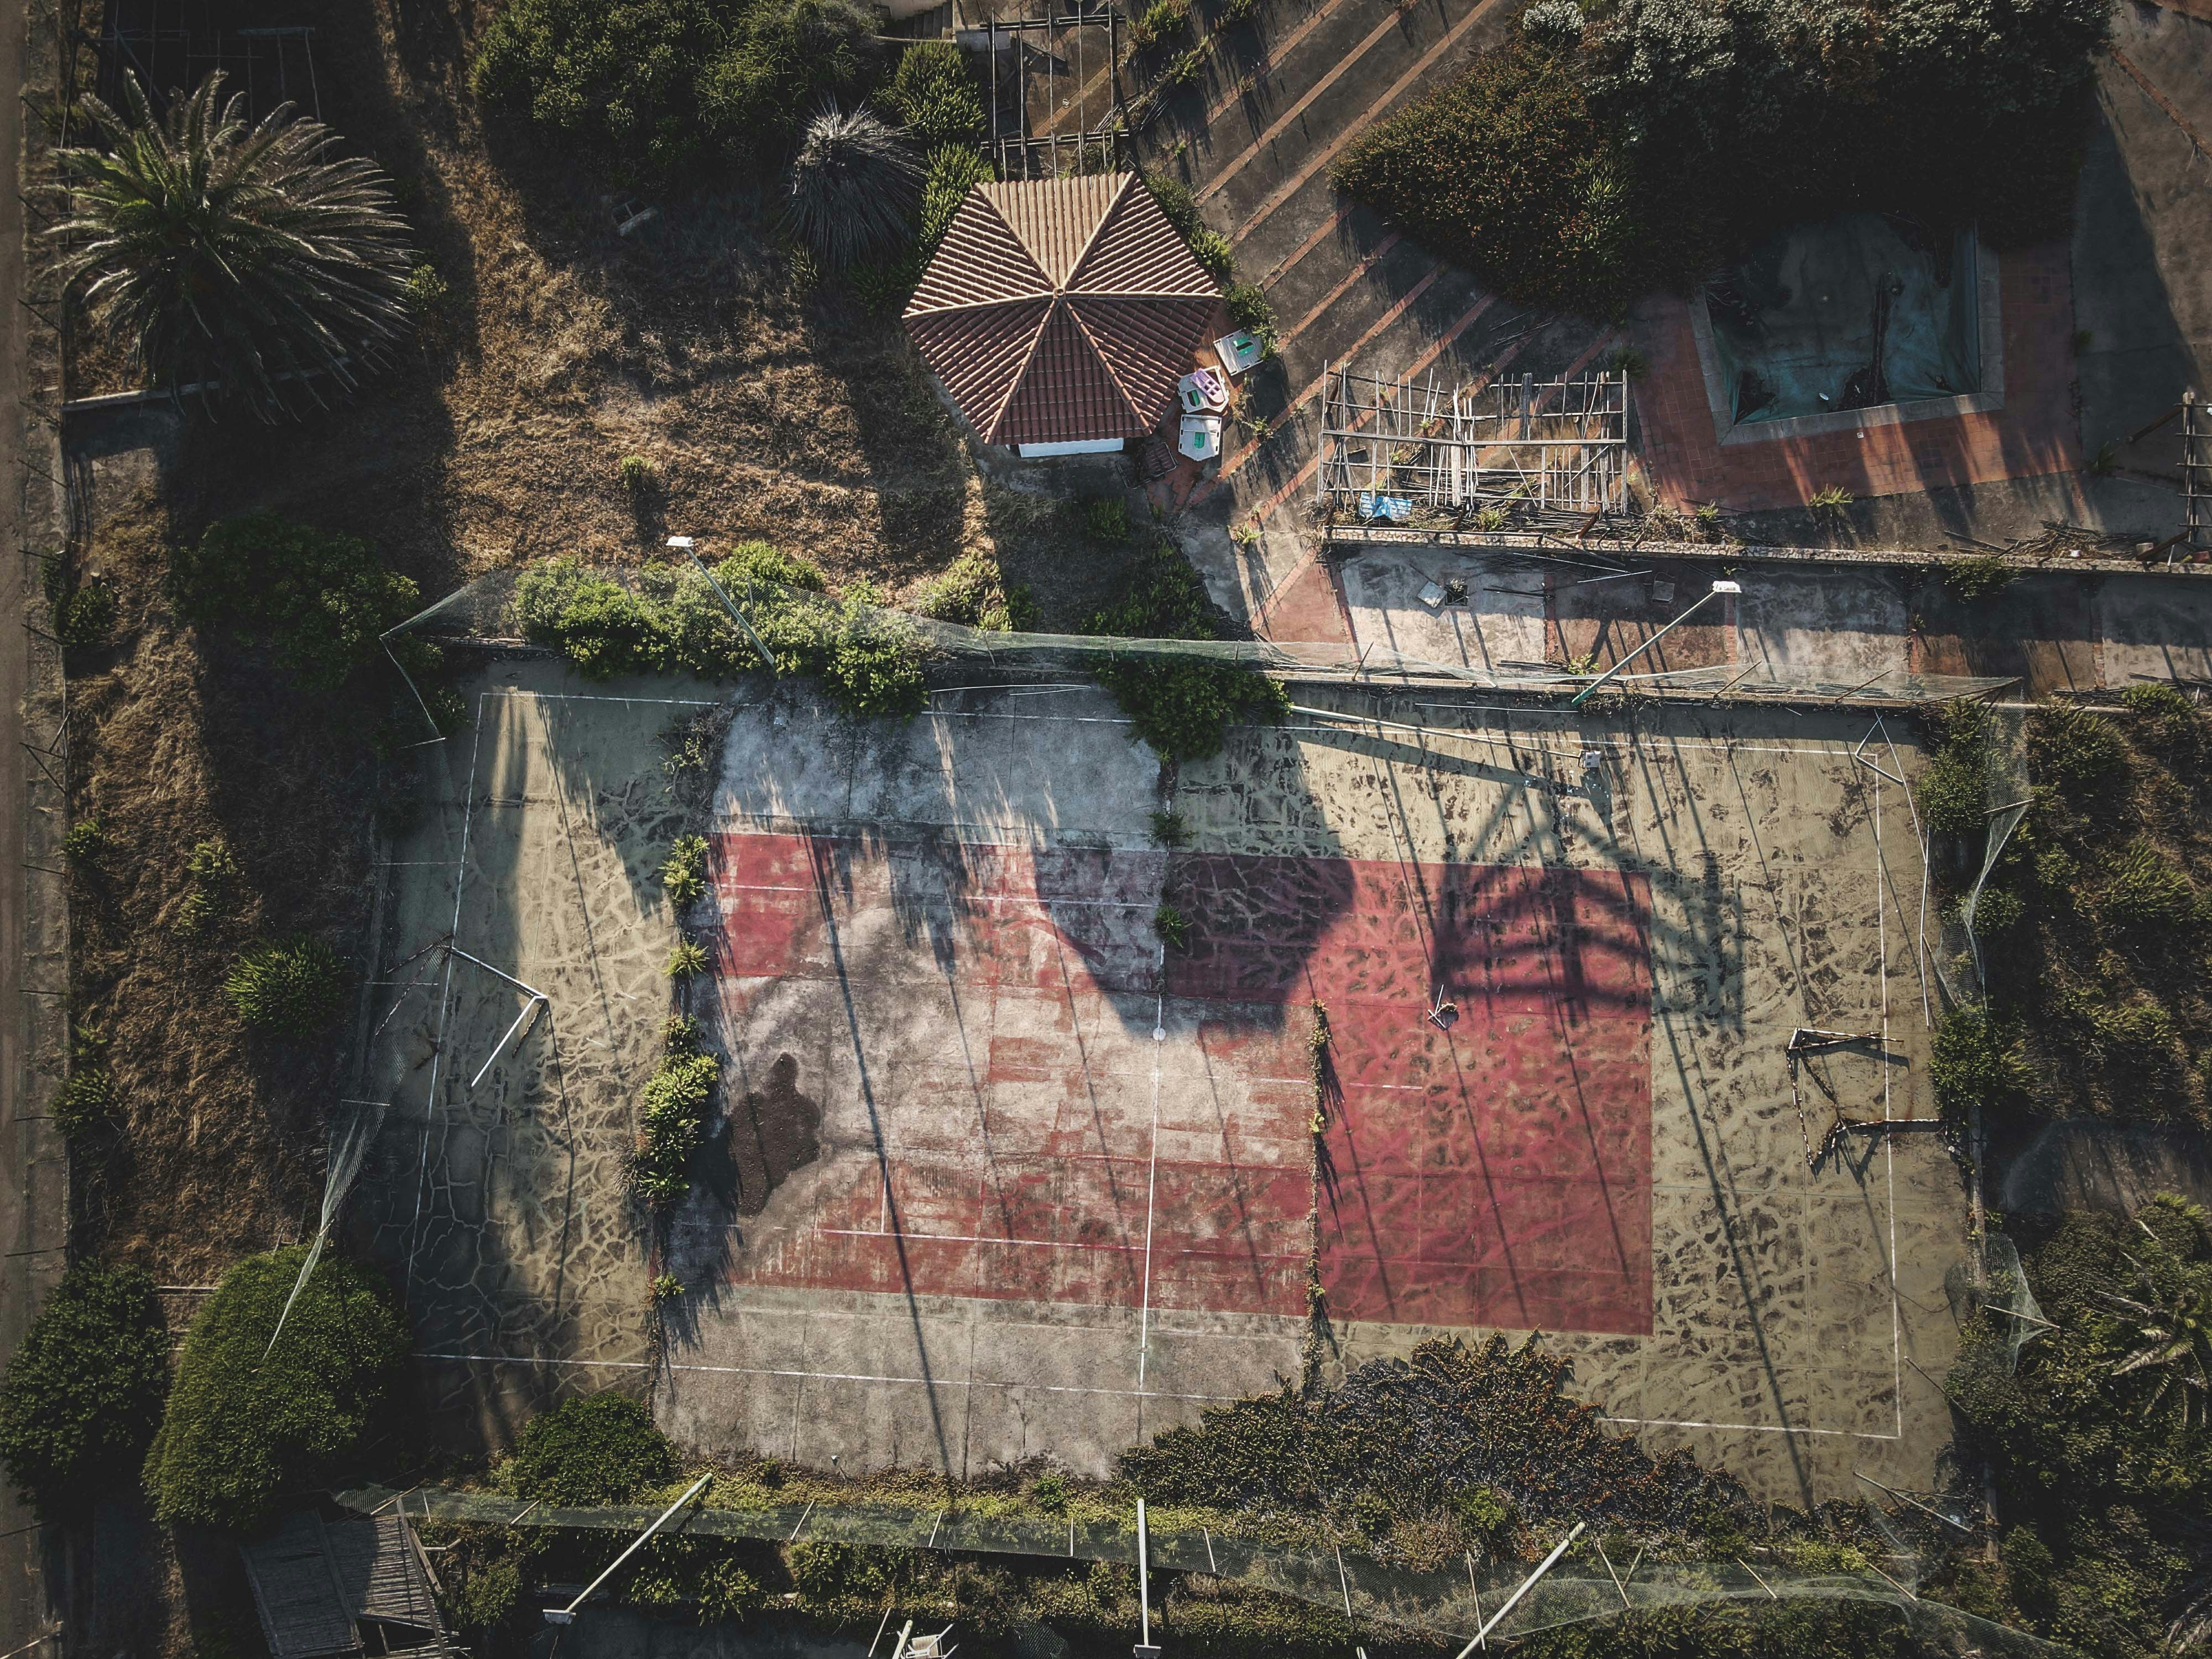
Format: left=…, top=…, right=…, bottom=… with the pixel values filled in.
left=665, top=938, right=709, bottom=979
left=1915, top=749, right=1987, bottom=838
left=472, top=0, right=879, bottom=181
left=2026, top=706, right=2126, bottom=795
left=1164, top=45, right=1207, bottom=86
left=820, top=587, right=929, bottom=718
left=1928, top=1005, right=2026, bottom=1126
left=1223, top=280, right=1278, bottom=353
left=1142, top=174, right=1205, bottom=242
left=174, top=514, right=420, bottom=695
left=1131, top=0, right=1191, bottom=45
left=1332, top=40, right=1657, bottom=317
left=619, top=454, right=656, bottom=494
left=1965, top=883, right=2025, bottom=940
left=886, top=41, right=984, bottom=148
left=518, top=550, right=926, bottom=718
left=445, top=1556, right=523, bottom=1628
left=1086, top=544, right=1287, bottom=763
left=505, top=1392, right=675, bottom=1505
left=144, top=1248, right=409, bottom=1532
left=0, top=1262, right=169, bottom=1519
left=2119, top=682, right=2192, bottom=720
left=52, top=1067, right=115, bottom=1136
left=1335, top=0, right=2105, bottom=320
left=52, top=577, right=117, bottom=649
left=913, top=550, right=1030, bottom=632
left=635, top=1042, right=718, bottom=1208
left=1452, top=1483, right=1515, bottom=1542
left=1186, top=227, right=1234, bottom=280
left=186, top=838, right=239, bottom=883
left=662, top=833, right=711, bottom=906
left=226, top=938, right=345, bottom=1034
left=911, top=144, right=990, bottom=270
left=1149, top=807, right=1190, bottom=848
left=2100, top=841, right=2195, bottom=935
left=1943, top=555, right=2016, bottom=601
left=1219, top=0, right=1259, bottom=23
left=61, top=818, right=105, bottom=863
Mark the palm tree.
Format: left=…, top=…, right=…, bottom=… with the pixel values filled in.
left=784, top=101, right=922, bottom=269
left=2103, top=1252, right=2212, bottom=1430
left=53, top=72, right=415, bottom=419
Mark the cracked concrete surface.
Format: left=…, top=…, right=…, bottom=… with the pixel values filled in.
left=357, top=659, right=1968, bottom=1507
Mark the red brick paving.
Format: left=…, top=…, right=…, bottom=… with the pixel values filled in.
left=1636, top=243, right=2082, bottom=512
left=709, top=833, right=1654, bottom=1338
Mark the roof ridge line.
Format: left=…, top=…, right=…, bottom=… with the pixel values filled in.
left=1060, top=296, right=1148, bottom=430
left=983, top=294, right=1070, bottom=444
left=1056, top=173, right=1135, bottom=295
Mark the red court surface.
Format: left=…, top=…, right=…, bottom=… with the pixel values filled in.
left=709, top=833, right=1653, bottom=1336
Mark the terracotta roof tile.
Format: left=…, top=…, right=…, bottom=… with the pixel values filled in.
left=1072, top=295, right=1220, bottom=431
left=905, top=192, right=1050, bottom=315
left=995, top=300, right=1142, bottom=446
left=979, top=174, right=1125, bottom=287
left=1067, top=184, right=1219, bottom=298
left=905, top=173, right=1221, bottom=450
left=908, top=300, right=1052, bottom=436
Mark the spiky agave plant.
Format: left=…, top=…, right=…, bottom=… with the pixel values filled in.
left=784, top=101, right=922, bottom=269
left=53, top=72, right=415, bottom=419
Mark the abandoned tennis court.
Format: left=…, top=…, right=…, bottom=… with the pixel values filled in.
left=351, top=657, right=1967, bottom=1507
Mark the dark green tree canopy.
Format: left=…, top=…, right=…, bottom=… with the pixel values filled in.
left=472, top=0, right=884, bottom=181
left=143, top=1248, right=410, bottom=1533
left=0, top=1261, right=169, bottom=1519
left=54, top=72, right=416, bottom=419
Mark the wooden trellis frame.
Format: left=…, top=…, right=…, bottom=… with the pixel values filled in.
left=1317, top=363, right=1630, bottom=518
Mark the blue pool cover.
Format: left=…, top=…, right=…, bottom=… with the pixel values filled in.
left=1703, top=213, right=1980, bottom=424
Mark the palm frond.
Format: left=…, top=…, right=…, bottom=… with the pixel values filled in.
left=784, top=100, right=922, bottom=270
left=52, top=71, right=416, bottom=420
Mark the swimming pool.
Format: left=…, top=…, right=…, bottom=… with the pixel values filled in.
left=1702, top=213, right=1981, bottom=424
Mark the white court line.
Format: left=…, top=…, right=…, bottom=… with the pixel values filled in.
left=404, top=696, right=486, bottom=1290
left=415, top=1351, right=1249, bottom=1405
left=1600, top=1415, right=1896, bottom=1441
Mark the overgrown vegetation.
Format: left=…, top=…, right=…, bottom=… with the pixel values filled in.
left=1919, top=693, right=2212, bottom=1129
left=507, top=1391, right=678, bottom=1505
left=144, top=1248, right=410, bottom=1532
left=884, top=42, right=985, bottom=149
left=174, top=514, right=420, bottom=695
left=226, top=936, right=346, bottom=1035
left=1124, top=1335, right=1744, bottom=1541
left=1332, top=0, right=2111, bottom=317
left=517, top=548, right=928, bottom=719
left=1939, top=1197, right=2211, bottom=1659
left=54, top=72, right=416, bottom=417
left=1084, top=544, right=1287, bottom=763
left=0, top=1262, right=169, bottom=1518
left=1145, top=175, right=1277, bottom=349
left=633, top=1013, right=719, bottom=1209
left=662, top=834, right=711, bottom=906
left=472, top=0, right=883, bottom=182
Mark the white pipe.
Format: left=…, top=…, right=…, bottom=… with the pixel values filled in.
left=1452, top=1521, right=1585, bottom=1658
left=1137, top=1498, right=1152, bottom=1648
left=544, top=1475, right=712, bottom=1623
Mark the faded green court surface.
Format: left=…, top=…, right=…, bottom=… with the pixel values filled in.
left=354, top=656, right=1968, bottom=1506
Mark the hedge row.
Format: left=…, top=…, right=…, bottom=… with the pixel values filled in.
left=515, top=546, right=927, bottom=719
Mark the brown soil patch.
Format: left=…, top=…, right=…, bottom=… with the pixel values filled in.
left=64, top=492, right=388, bottom=1279
left=91, top=1, right=1153, bottom=632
